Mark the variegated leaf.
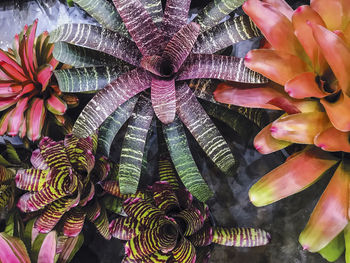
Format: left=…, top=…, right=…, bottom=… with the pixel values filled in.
left=53, top=41, right=122, bottom=67
left=31, top=231, right=57, bottom=263
left=0, top=232, right=30, bottom=263
left=100, top=180, right=130, bottom=199
left=212, top=227, right=271, bottom=247
left=178, top=54, right=268, bottom=83
left=140, top=0, right=163, bottom=27
left=92, top=205, right=111, bottom=239
left=193, top=14, right=260, bottom=54
left=171, top=237, right=196, bottom=263
left=72, top=0, right=129, bottom=36
left=112, top=0, right=165, bottom=56
left=158, top=158, right=180, bottom=190
left=50, top=24, right=142, bottom=66
left=73, top=68, right=151, bottom=138
left=63, top=208, right=86, bottom=237
left=163, top=117, right=213, bottom=202
left=15, top=168, right=50, bottom=192
left=119, top=94, right=154, bottom=194
left=57, top=234, right=84, bottom=263
left=150, top=181, right=179, bottom=212
left=109, top=217, right=141, bottom=240
left=194, top=0, right=245, bottom=32
left=102, top=195, right=124, bottom=214
left=54, top=63, right=132, bottom=93
left=97, top=96, right=139, bottom=157
left=176, top=83, right=236, bottom=174
left=188, top=222, right=213, bottom=247
left=176, top=206, right=204, bottom=236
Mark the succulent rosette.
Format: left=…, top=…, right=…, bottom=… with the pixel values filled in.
left=214, top=0, right=350, bottom=260
left=0, top=19, right=78, bottom=141
left=103, top=158, right=270, bottom=263
left=15, top=133, right=111, bottom=239
left=49, top=0, right=269, bottom=202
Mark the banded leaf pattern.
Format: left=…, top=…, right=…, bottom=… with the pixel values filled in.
left=0, top=185, right=12, bottom=208
left=177, top=207, right=204, bottom=236
left=162, top=0, right=191, bottom=41
left=100, top=180, right=131, bottom=199
left=193, top=14, right=261, bottom=54
left=177, top=83, right=236, bottom=173
left=15, top=168, right=49, bottom=192
left=109, top=217, right=141, bottom=240
left=0, top=232, right=31, bottom=263
left=72, top=0, right=128, bottom=35
left=91, top=206, right=111, bottom=239
left=50, top=24, right=142, bottom=66
left=113, top=0, right=164, bottom=56
left=151, top=78, right=175, bottom=124
left=194, top=0, right=246, bottom=32
left=178, top=54, right=268, bottom=83
left=188, top=223, right=213, bottom=246
left=151, top=182, right=179, bottom=212
left=163, top=117, right=213, bottom=202
left=172, top=237, right=196, bottom=263
left=140, top=0, right=163, bottom=27
left=119, top=94, right=154, bottom=194
left=73, top=68, right=151, bottom=138
left=63, top=208, right=86, bottom=237
left=53, top=42, right=122, bottom=67
left=158, top=159, right=180, bottom=190
left=212, top=227, right=271, bottom=247
left=55, top=64, right=131, bottom=93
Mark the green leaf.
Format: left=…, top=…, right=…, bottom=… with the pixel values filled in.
left=57, top=234, right=84, bottom=263
left=176, top=83, right=236, bottom=174
left=91, top=205, right=111, bottom=240
left=109, top=217, right=141, bottom=240
left=72, top=0, right=129, bottom=36
left=194, top=14, right=261, bottom=54
left=163, top=117, right=213, bottom=202
left=53, top=41, right=124, bottom=67
left=101, top=195, right=123, bottom=214
left=118, top=94, right=154, bottom=194
left=4, top=212, right=24, bottom=239
left=318, top=232, right=345, bottom=262
left=194, top=0, right=246, bottom=32
left=67, top=0, right=74, bottom=7
left=31, top=231, right=57, bottom=263
left=158, top=158, right=180, bottom=190
left=344, top=224, right=350, bottom=263
left=5, top=141, right=22, bottom=165
left=54, top=64, right=132, bottom=93
left=97, top=96, right=138, bottom=157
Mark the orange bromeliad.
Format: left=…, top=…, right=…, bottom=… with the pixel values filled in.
left=214, top=0, right=350, bottom=261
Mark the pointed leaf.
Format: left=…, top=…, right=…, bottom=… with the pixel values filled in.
left=151, top=78, right=175, bottom=124
left=50, top=24, right=142, bottom=66
left=112, top=0, right=164, bottom=56
left=270, top=112, right=331, bottom=144
left=162, top=0, right=191, bottom=41
left=72, top=0, right=128, bottom=35
left=249, top=147, right=338, bottom=207
left=163, top=117, right=213, bottom=202
left=97, top=96, right=138, bottom=156
left=194, top=0, right=245, bottom=32
left=54, top=63, right=132, bottom=93
left=36, top=65, right=53, bottom=91
left=193, top=14, right=261, bottom=54
left=8, top=98, right=28, bottom=136
left=212, top=227, right=271, bottom=247
left=26, top=98, right=46, bottom=141
left=177, top=83, right=236, bottom=173
left=299, top=160, right=350, bottom=252
left=178, top=54, right=268, bottom=83
left=32, top=231, right=57, bottom=263
left=119, top=94, right=154, bottom=194
left=73, top=68, right=150, bottom=138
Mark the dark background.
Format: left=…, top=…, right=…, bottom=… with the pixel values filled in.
left=2, top=0, right=343, bottom=262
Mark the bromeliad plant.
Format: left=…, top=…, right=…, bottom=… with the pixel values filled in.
left=103, top=158, right=270, bottom=262
left=214, top=0, right=350, bottom=261
left=50, top=0, right=268, bottom=202
left=15, top=133, right=111, bottom=240
left=0, top=19, right=78, bottom=142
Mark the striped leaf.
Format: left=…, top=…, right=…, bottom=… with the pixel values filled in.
left=72, top=0, right=128, bottom=36
left=0, top=185, right=13, bottom=209
left=31, top=231, right=57, bottom=263
left=102, top=195, right=124, bottom=214
left=163, top=117, right=213, bottom=202
left=176, top=206, right=204, bottom=236
left=109, top=217, right=141, bottom=240
left=212, top=227, right=271, bottom=247
left=188, top=223, right=213, bottom=247
left=178, top=54, right=268, bottom=83
left=158, top=158, right=180, bottom=190
left=119, top=94, right=154, bottom=194
left=72, top=68, right=151, bottom=138
left=140, top=0, right=163, bottom=27
left=151, top=78, right=175, bottom=124
left=92, top=205, right=111, bottom=239
left=176, top=83, right=236, bottom=174
left=150, top=181, right=179, bottom=212
left=50, top=24, right=142, bottom=66
left=63, top=208, right=86, bottom=237
left=15, top=168, right=50, bottom=192
left=57, top=234, right=84, bottom=263
left=171, top=237, right=196, bottom=263
left=85, top=199, right=101, bottom=222
left=0, top=165, right=15, bottom=183
left=194, top=0, right=245, bottom=32
left=30, top=149, right=49, bottom=170
left=54, top=63, right=132, bottom=93
left=39, top=137, right=71, bottom=172
left=112, top=0, right=165, bottom=56
left=162, top=0, right=191, bottom=41
left=53, top=42, right=124, bottom=67
left=4, top=212, right=24, bottom=238
left=100, top=180, right=130, bottom=199
left=193, top=14, right=261, bottom=54
left=0, top=232, right=30, bottom=263
left=97, top=95, right=139, bottom=157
